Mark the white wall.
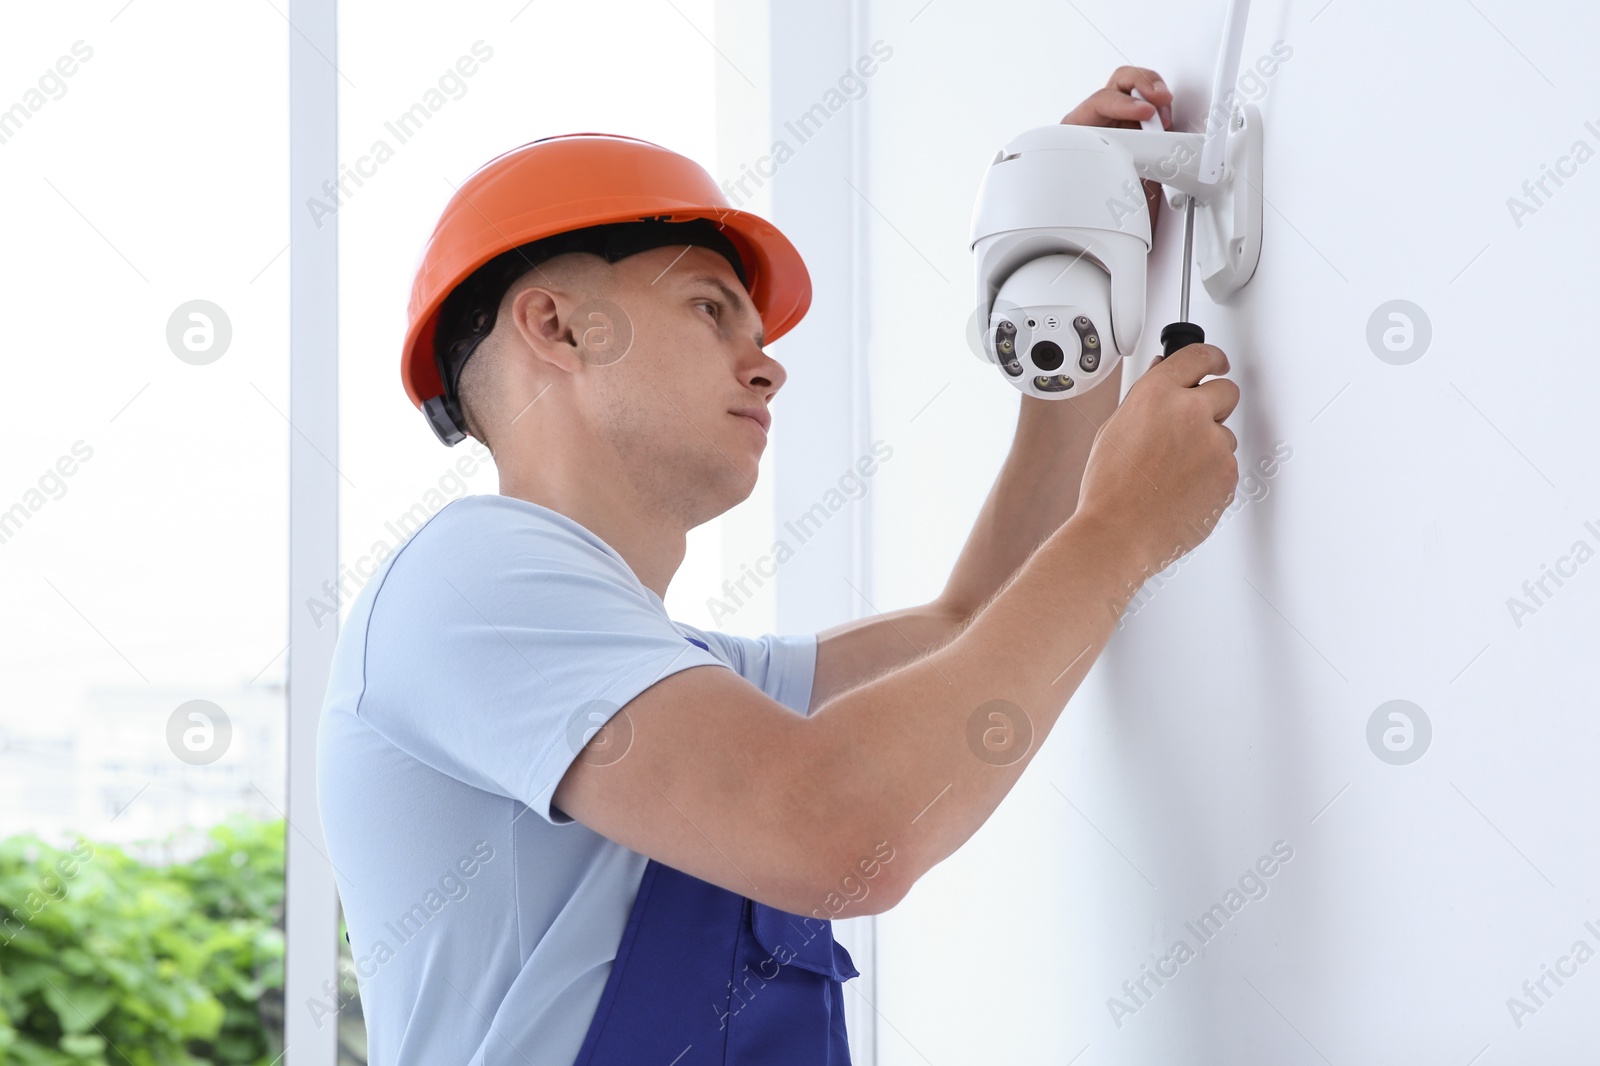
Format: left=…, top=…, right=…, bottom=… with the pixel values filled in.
left=850, top=0, right=1600, bottom=1061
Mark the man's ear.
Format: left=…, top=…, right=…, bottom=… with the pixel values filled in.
left=507, top=283, right=584, bottom=374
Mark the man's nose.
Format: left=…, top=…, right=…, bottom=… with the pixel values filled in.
left=743, top=344, right=786, bottom=399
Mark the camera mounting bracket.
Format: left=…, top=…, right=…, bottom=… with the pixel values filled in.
left=1098, top=101, right=1264, bottom=302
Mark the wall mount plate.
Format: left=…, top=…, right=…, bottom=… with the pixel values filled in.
left=1191, top=103, right=1263, bottom=301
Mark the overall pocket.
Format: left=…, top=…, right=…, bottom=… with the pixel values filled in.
left=749, top=901, right=859, bottom=982
left=723, top=900, right=858, bottom=1064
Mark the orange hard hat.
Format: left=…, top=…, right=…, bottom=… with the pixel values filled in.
left=401, top=132, right=811, bottom=445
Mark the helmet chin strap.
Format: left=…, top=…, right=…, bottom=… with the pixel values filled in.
left=423, top=394, right=468, bottom=447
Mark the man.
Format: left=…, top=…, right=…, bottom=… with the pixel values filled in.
left=317, top=66, right=1235, bottom=1065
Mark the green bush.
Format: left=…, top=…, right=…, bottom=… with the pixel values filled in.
left=0, top=818, right=288, bottom=1065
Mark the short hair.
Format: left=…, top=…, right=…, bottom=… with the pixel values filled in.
left=452, top=251, right=609, bottom=450
left=453, top=325, right=500, bottom=448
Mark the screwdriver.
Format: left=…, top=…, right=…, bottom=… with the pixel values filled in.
left=1159, top=194, right=1205, bottom=358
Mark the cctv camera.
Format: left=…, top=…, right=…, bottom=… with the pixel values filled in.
left=987, top=254, right=1114, bottom=396
left=971, top=123, right=1152, bottom=400
left=971, top=106, right=1266, bottom=399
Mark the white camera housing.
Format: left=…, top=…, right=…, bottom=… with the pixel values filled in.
left=970, top=105, right=1264, bottom=400
left=971, top=123, right=1152, bottom=400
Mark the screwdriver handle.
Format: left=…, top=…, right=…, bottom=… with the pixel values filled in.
left=1160, top=320, right=1206, bottom=358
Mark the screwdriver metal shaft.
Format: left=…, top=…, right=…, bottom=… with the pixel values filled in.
left=1159, top=195, right=1205, bottom=358
left=1180, top=192, right=1195, bottom=322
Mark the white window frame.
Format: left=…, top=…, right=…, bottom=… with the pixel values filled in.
left=285, top=0, right=341, bottom=1062
left=764, top=1, right=880, bottom=1061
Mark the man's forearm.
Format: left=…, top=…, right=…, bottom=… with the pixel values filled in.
left=809, top=506, right=1147, bottom=905
left=938, top=363, right=1123, bottom=620
left=806, top=369, right=1123, bottom=717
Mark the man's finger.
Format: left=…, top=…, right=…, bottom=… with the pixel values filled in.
left=1194, top=376, right=1241, bottom=423
left=1106, top=66, right=1171, bottom=106
left=1152, top=342, right=1230, bottom=387
left=1061, top=87, right=1154, bottom=127
left=1089, top=87, right=1161, bottom=125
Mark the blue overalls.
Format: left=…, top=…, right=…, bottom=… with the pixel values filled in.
left=571, top=634, right=859, bottom=1065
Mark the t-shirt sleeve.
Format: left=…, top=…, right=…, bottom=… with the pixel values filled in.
left=353, top=504, right=733, bottom=826
left=672, top=624, right=818, bottom=717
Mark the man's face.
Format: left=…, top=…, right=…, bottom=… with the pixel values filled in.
left=576, top=244, right=787, bottom=524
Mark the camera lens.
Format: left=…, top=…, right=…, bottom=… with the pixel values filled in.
left=1031, top=340, right=1064, bottom=371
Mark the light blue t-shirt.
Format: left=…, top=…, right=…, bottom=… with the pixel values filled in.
left=316, top=493, right=818, bottom=1066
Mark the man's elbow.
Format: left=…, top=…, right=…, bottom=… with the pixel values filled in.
left=786, top=705, right=918, bottom=918
left=804, top=829, right=914, bottom=919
